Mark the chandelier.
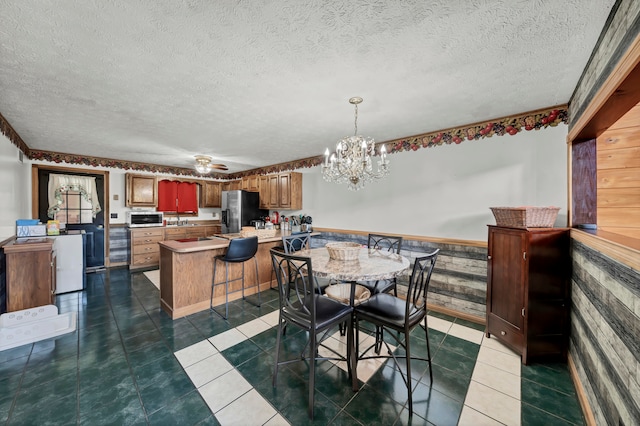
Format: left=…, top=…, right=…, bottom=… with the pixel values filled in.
left=322, top=97, right=389, bottom=191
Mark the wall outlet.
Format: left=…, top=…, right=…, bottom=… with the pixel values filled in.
left=113, top=194, right=119, bottom=201
left=110, top=213, right=118, bottom=219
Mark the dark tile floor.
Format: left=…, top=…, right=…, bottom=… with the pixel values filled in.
left=0, top=269, right=585, bottom=425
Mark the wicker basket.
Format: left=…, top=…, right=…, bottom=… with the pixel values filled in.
left=490, top=206, right=560, bottom=228
left=324, top=284, right=371, bottom=305
left=240, top=228, right=278, bottom=239
left=326, top=242, right=361, bottom=261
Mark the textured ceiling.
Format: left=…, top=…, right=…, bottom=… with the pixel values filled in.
left=0, top=0, right=616, bottom=173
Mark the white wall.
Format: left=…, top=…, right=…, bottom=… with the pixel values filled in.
left=298, top=125, right=568, bottom=242
left=0, top=135, right=31, bottom=240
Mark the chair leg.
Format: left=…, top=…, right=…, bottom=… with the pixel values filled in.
left=405, top=331, right=413, bottom=416
left=272, top=317, right=284, bottom=387
left=425, top=316, right=433, bottom=382
left=308, top=331, right=316, bottom=419
left=253, top=256, right=261, bottom=307
left=375, top=326, right=383, bottom=354
left=241, top=262, right=246, bottom=300
left=210, top=260, right=230, bottom=320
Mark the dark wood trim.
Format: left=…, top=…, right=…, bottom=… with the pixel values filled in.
left=313, top=227, right=487, bottom=248
left=0, top=112, right=30, bottom=155
left=31, top=164, right=111, bottom=267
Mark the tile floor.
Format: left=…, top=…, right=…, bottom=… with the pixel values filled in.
left=0, top=269, right=585, bottom=425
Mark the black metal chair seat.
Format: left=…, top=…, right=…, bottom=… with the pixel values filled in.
left=284, top=297, right=353, bottom=330
left=353, top=293, right=425, bottom=330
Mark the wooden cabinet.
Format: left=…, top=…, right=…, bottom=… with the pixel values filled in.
left=278, top=172, right=302, bottom=209
left=257, top=172, right=303, bottom=210
left=204, top=225, right=221, bottom=236
left=129, top=228, right=164, bottom=270
left=242, top=175, right=260, bottom=192
left=200, top=181, right=222, bottom=208
left=486, top=226, right=570, bottom=364
left=5, top=239, right=56, bottom=311
left=221, top=180, right=241, bottom=192
left=126, top=173, right=158, bottom=207
left=259, top=176, right=269, bottom=209
left=163, top=228, right=186, bottom=241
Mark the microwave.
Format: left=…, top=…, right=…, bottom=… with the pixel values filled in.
left=126, top=211, right=163, bottom=228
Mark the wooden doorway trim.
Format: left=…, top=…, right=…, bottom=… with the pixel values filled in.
left=31, top=164, right=111, bottom=268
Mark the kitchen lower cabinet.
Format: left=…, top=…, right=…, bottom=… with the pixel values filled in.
left=4, top=238, right=56, bottom=312
left=486, top=226, right=570, bottom=364
left=129, top=228, right=164, bottom=270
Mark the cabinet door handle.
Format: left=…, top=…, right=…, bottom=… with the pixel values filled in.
left=487, top=255, right=492, bottom=260
left=501, top=331, right=506, bottom=336
left=523, top=252, right=527, bottom=260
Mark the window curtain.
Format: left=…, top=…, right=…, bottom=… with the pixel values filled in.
left=158, top=180, right=178, bottom=212
left=157, top=180, right=198, bottom=214
left=47, top=174, right=102, bottom=218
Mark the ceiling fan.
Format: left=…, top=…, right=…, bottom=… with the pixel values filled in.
left=194, top=155, right=228, bottom=173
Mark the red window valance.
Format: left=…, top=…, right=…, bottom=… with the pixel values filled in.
left=158, top=180, right=198, bottom=214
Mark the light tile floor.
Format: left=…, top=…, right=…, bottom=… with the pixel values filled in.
left=0, top=269, right=585, bottom=425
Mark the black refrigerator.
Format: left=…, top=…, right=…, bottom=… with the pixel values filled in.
left=221, top=190, right=269, bottom=233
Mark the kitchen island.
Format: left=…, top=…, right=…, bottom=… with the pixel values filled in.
left=158, top=231, right=318, bottom=319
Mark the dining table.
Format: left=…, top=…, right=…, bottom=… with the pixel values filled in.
left=297, top=246, right=411, bottom=305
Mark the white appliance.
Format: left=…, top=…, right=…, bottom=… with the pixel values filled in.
left=126, top=211, right=164, bottom=228
left=50, top=232, right=86, bottom=294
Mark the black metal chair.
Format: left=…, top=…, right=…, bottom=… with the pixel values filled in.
left=281, top=232, right=333, bottom=294
left=357, top=233, right=403, bottom=296
left=210, top=236, right=260, bottom=319
left=270, top=248, right=358, bottom=419
left=354, top=249, right=439, bottom=416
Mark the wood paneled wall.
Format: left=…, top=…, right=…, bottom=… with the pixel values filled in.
left=597, top=103, right=640, bottom=238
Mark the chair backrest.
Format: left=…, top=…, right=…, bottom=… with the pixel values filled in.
left=270, top=248, right=316, bottom=326
left=406, top=249, right=439, bottom=318
left=224, top=236, right=259, bottom=262
left=282, top=232, right=311, bottom=254
left=368, top=233, right=403, bottom=254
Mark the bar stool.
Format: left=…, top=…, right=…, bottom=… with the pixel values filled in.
left=210, top=236, right=260, bottom=319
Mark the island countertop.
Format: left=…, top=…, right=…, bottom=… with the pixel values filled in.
left=158, top=231, right=320, bottom=253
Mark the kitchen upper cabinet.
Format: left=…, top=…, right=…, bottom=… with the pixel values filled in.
left=200, top=181, right=222, bottom=208
left=278, top=172, right=302, bottom=209
left=258, top=172, right=302, bottom=210
left=126, top=173, right=158, bottom=207
left=486, top=225, right=570, bottom=364
left=221, top=180, right=241, bottom=192
left=242, top=175, right=260, bottom=192
left=259, top=176, right=269, bottom=209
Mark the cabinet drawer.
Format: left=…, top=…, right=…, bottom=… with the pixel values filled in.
left=132, top=234, right=164, bottom=245
left=132, top=228, right=164, bottom=238
left=132, top=252, right=159, bottom=266
left=132, top=243, right=160, bottom=255
left=487, top=313, right=523, bottom=352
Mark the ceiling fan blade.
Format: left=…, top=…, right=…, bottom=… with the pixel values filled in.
left=210, top=164, right=228, bottom=171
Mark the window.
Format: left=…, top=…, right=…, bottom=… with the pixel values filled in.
left=53, top=190, right=94, bottom=224
left=47, top=174, right=101, bottom=220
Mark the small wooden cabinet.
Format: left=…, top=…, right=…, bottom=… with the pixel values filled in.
left=242, top=175, right=260, bottom=192
left=257, top=172, right=302, bottom=210
left=200, top=181, right=222, bottom=208
left=126, top=173, right=158, bottom=207
left=5, top=239, right=56, bottom=312
left=221, top=180, right=241, bottom=192
left=129, top=228, right=164, bottom=270
left=486, top=226, right=570, bottom=364
left=259, top=175, right=269, bottom=209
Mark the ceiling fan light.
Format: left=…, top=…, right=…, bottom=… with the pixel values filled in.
left=194, top=155, right=213, bottom=174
